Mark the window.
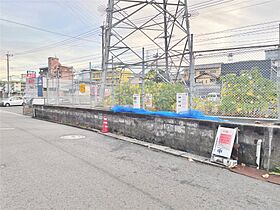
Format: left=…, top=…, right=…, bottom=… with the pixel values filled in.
left=210, top=79, right=216, bottom=83
left=199, top=71, right=205, bottom=74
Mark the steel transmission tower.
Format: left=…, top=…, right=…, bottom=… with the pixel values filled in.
left=100, top=0, right=193, bottom=103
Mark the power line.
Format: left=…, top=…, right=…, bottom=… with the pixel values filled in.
left=197, top=0, right=273, bottom=17
left=195, top=20, right=280, bottom=37
left=14, top=28, right=101, bottom=56
left=0, top=18, right=100, bottom=43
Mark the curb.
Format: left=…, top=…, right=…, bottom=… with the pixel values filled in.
left=100, top=131, right=224, bottom=169
left=33, top=117, right=280, bottom=184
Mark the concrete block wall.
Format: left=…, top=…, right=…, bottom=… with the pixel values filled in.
left=33, top=105, right=280, bottom=170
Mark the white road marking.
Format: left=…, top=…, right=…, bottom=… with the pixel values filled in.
left=0, top=127, right=15, bottom=130
left=60, top=135, right=86, bottom=140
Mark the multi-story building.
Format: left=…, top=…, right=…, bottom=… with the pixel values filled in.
left=193, top=63, right=222, bottom=85
left=0, top=76, right=26, bottom=97
left=77, top=68, right=134, bottom=85
left=39, top=57, right=73, bottom=80
left=182, top=63, right=222, bottom=85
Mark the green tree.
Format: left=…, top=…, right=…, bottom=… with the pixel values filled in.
left=220, top=69, right=277, bottom=117
left=113, top=80, right=185, bottom=111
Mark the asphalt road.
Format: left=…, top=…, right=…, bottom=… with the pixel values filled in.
left=1, top=107, right=280, bottom=210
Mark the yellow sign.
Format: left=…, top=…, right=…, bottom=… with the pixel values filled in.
left=79, top=84, right=86, bottom=93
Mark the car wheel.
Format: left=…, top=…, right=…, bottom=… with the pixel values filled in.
left=5, top=103, right=10, bottom=107
left=22, top=102, right=26, bottom=106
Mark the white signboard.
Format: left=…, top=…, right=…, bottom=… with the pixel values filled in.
left=145, top=94, right=153, bottom=108
left=211, top=126, right=237, bottom=159
left=133, top=94, right=141, bottom=109
left=176, top=93, right=188, bottom=113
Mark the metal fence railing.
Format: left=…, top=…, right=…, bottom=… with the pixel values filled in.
left=190, top=47, right=279, bottom=118
left=44, top=45, right=280, bottom=119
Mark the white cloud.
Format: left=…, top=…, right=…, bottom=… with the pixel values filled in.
left=0, top=0, right=279, bottom=79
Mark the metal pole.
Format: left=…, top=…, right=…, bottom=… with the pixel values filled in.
left=46, top=72, right=49, bottom=105
left=189, top=34, right=195, bottom=110
left=71, top=72, right=74, bottom=106
left=56, top=69, right=59, bottom=105
left=141, top=47, right=145, bottom=109
left=6, top=54, right=9, bottom=97
left=163, top=0, right=170, bottom=81
left=89, top=62, right=92, bottom=108
left=111, top=56, right=115, bottom=107
left=100, top=0, right=114, bottom=106
left=183, top=0, right=193, bottom=109
left=277, top=24, right=280, bottom=120
left=6, top=53, right=12, bottom=97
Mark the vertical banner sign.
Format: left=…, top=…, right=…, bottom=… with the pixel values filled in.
left=37, top=76, right=43, bottom=97
left=212, top=127, right=237, bottom=158
left=27, top=70, right=36, bottom=78
left=145, top=94, right=153, bottom=108
left=25, top=70, right=37, bottom=99
left=91, top=84, right=100, bottom=102
left=79, top=83, right=86, bottom=93
left=91, top=85, right=98, bottom=96
left=133, top=94, right=141, bottom=109
left=176, top=93, right=188, bottom=113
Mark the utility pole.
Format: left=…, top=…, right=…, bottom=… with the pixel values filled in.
left=6, top=52, right=13, bottom=98
left=101, top=25, right=105, bottom=71
left=100, top=0, right=114, bottom=106
left=100, top=24, right=105, bottom=106
left=89, top=62, right=93, bottom=108
left=141, top=47, right=145, bottom=109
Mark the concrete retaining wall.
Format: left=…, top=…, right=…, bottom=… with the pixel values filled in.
left=33, top=105, right=280, bottom=170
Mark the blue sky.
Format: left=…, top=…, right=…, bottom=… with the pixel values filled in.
left=0, top=0, right=279, bottom=79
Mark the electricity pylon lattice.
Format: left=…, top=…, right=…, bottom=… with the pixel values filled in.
left=100, top=0, right=192, bottom=100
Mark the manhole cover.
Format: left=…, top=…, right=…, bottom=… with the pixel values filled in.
left=0, top=163, right=7, bottom=169
left=60, top=135, right=86, bottom=140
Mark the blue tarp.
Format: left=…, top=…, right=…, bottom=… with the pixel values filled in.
left=111, top=105, right=223, bottom=122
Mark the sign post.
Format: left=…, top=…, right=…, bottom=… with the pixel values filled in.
left=145, top=94, right=153, bottom=109
left=79, top=83, right=86, bottom=93
left=176, top=93, right=188, bottom=113
left=133, top=94, right=141, bottom=109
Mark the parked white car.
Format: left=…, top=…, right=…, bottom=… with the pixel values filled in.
left=207, top=92, right=221, bottom=102
left=1, top=96, right=26, bottom=107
